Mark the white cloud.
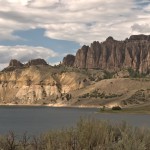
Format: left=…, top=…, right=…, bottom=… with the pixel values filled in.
left=0, top=0, right=150, bottom=70
left=0, top=0, right=149, bottom=44
left=144, top=4, right=150, bottom=11
left=132, top=23, right=150, bottom=33
left=0, top=0, right=31, bottom=6
left=49, top=61, right=60, bottom=66
left=29, top=0, right=59, bottom=8
left=0, top=45, right=57, bottom=68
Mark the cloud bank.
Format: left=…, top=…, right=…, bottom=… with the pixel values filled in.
left=0, top=45, right=57, bottom=69
left=0, top=0, right=150, bottom=69
left=0, top=0, right=149, bottom=44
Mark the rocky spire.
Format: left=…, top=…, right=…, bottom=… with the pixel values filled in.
left=63, top=34, right=150, bottom=73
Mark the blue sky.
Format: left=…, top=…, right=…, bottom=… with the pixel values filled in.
left=0, top=0, right=150, bottom=69
left=0, top=28, right=80, bottom=64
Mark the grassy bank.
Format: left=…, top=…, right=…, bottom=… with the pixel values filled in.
left=100, top=105, right=150, bottom=114
left=0, top=119, right=150, bottom=150
left=118, top=106, right=150, bottom=114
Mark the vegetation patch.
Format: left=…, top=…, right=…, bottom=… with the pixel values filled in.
left=0, top=119, right=150, bottom=150
left=128, top=68, right=147, bottom=78
left=79, top=90, right=123, bottom=99
left=112, top=106, right=122, bottom=110
left=103, top=70, right=115, bottom=79
left=121, top=89, right=150, bottom=106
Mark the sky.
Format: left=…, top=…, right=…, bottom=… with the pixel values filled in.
left=0, top=0, right=150, bottom=69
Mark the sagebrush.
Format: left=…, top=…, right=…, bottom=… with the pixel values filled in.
left=0, top=119, right=150, bottom=150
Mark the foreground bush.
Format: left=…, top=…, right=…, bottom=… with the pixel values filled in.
left=0, top=119, right=150, bottom=150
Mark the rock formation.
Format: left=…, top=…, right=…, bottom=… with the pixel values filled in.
left=0, top=60, right=91, bottom=104
left=2, top=59, right=23, bottom=72
left=63, top=34, right=150, bottom=73
left=0, top=34, right=150, bottom=106
left=9, top=59, right=23, bottom=67
left=63, top=54, right=75, bottom=66
left=0, top=57, right=150, bottom=107
left=74, top=45, right=89, bottom=68
left=2, top=58, right=48, bottom=72
left=26, top=58, right=48, bottom=66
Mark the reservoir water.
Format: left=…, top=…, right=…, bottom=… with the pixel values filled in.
left=0, top=106, right=150, bottom=135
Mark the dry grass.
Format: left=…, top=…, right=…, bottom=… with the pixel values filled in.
left=0, top=119, right=150, bottom=150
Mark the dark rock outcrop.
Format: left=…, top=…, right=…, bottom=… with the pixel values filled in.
left=63, top=34, right=150, bottom=73
left=2, top=58, right=48, bottom=72
left=9, top=59, right=23, bottom=67
left=26, top=58, right=48, bottom=66
left=129, top=34, right=150, bottom=41
left=2, top=59, right=23, bottom=72
left=63, top=54, right=75, bottom=66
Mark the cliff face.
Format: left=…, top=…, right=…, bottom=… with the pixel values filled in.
left=0, top=59, right=91, bottom=104
left=64, top=35, right=150, bottom=73
left=0, top=58, right=150, bottom=107
left=74, top=45, right=89, bottom=68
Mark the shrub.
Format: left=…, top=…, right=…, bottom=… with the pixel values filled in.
left=103, top=71, right=115, bottom=79
left=112, top=106, right=122, bottom=110
left=100, top=106, right=106, bottom=111
left=128, top=67, right=147, bottom=78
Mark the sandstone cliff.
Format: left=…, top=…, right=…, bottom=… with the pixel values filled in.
left=0, top=59, right=91, bottom=105
left=64, top=34, right=150, bottom=73
left=0, top=58, right=150, bottom=108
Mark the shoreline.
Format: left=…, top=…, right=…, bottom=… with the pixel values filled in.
left=1, top=103, right=150, bottom=114
left=0, top=103, right=101, bottom=109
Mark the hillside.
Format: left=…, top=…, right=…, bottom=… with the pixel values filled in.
left=0, top=58, right=150, bottom=108
left=0, top=59, right=93, bottom=105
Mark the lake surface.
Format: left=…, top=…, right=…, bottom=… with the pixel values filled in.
left=0, top=106, right=150, bottom=135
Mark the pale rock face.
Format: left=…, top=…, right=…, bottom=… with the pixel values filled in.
left=59, top=72, right=89, bottom=93
left=16, top=85, right=30, bottom=100
left=0, top=63, right=89, bottom=104
left=44, top=85, right=60, bottom=96
left=59, top=72, right=81, bottom=93
left=0, top=65, right=59, bottom=103
left=15, top=84, right=60, bottom=103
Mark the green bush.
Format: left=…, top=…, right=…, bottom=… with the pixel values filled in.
left=112, top=106, right=122, bottom=110
left=103, top=71, right=115, bottom=79
left=79, top=91, right=123, bottom=99
left=128, top=68, right=147, bottom=78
